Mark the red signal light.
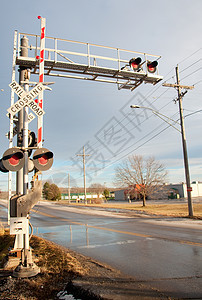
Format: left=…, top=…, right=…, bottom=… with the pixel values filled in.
left=129, top=57, right=142, bottom=71
left=33, top=148, right=53, bottom=171
left=147, top=60, right=158, bottom=73
left=38, top=154, right=48, bottom=165
left=9, top=153, right=21, bottom=166
left=1, top=148, right=25, bottom=172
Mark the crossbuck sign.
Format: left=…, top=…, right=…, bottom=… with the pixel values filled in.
left=7, top=80, right=45, bottom=117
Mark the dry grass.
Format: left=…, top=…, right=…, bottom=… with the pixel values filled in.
left=30, top=235, right=86, bottom=276
left=0, top=232, right=14, bottom=267
left=60, top=202, right=202, bottom=218
left=127, top=203, right=202, bottom=218
left=0, top=233, right=87, bottom=299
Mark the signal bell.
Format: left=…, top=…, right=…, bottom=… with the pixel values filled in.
left=147, top=60, right=158, bottom=73
left=129, top=57, right=142, bottom=71
left=33, top=148, right=53, bottom=171
left=0, top=148, right=25, bottom=172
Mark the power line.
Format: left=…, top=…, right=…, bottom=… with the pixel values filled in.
left=184, top=109, right=202, bottom=118
left=74, top=103, right=202, bottom=181
left=71, top=86, right=175, bottom=161
left=73, top=111, right=180, bottom=181
left=71, top=69, right=178, bottom=160
left=77, top=107, right=201, bottom=181
left=193, top=80, right=202, bottom=86
left=180, top=59, right=202, bottom=74
left=71, top=50, right=202, bottom=182
left=178, top=48, right=202, bottom=65
left=181, top=68, right=202, bottom=81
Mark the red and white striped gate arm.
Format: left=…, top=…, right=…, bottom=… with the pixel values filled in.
left=37, top=16, right=46, bottom=148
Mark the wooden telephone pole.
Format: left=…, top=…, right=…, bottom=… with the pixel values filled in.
left=77, top=147, right=91, bottom=204
left=163, top=65, right=194, bottom=217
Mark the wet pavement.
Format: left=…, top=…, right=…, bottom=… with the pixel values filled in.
left=1, top=200, right=202, bottom=299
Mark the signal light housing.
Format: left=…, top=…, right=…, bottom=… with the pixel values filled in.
left=28, top=131, right=37, bottom=157
left=0, top=148, right=25, bottom=172
left=147, top=60, right=158, bottom=73
left=0, top=159, right=9, bottom=173
left=33, top=148, right=53, bottom=171
left=129, top=57, right=142, bottom=71
left=28, top=131, right=37, bottom=148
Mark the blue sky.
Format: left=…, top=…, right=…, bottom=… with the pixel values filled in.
left=0, top=0, right=202, bottom=190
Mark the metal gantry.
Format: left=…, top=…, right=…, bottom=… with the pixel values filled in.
left=15, top=32, right=163, bottom=91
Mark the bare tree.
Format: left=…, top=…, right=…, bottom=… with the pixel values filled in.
left=114, top=155, right=168, bottom=206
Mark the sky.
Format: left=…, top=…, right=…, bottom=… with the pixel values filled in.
left=0, top=0, right=202, bottom=191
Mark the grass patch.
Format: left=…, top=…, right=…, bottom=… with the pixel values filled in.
left=0, top=233, right=87, bottom=299
left=0, top=231, right=14, bottom=267
left=29, top=235, right=86, bottom=276
left=58, top=201, right=202, bottom=218
left=129, top=203, right=202, bottom=218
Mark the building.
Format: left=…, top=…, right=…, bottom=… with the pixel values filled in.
left=115, top=189, right=125, bottom=201
left=115, top=181, right=202, bottom=201
left=169, top=181, right=202, bottom=198
left=61, top=192, right=104, bottom=201
left=115, top=184, right=145, bottom=201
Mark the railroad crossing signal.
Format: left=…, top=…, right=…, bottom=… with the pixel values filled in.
left=33, top=148, right=53, bottom=171
left=0, top=147, right=53, bottom=173
left=3, top=17, right=163, bottom=279
left=147, top=60, right=158, bottom=73
left=0, top=147, right=25, bottom=172
left=129, top=57, right=142, bottom=71
left=8, top=80, right=45, bottom=117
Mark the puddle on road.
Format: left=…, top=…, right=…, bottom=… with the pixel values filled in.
left=34, top=224, right=96, bottom=249
left=33, top=223, right=125, bottom=250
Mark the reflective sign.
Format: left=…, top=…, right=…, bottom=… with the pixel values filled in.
left=8, top=82, right=45, bottom=117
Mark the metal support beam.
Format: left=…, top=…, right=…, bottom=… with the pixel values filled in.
left=15, top=32, right=163, bottom=91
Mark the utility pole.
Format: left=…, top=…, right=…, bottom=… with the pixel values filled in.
left=163, top=65, right=194, bottom=217
left=77, top=147, right=90, bottom=204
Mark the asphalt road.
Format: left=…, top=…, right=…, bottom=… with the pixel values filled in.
left=1, top=200, right=202, bottom=299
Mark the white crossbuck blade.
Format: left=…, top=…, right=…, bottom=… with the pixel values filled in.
left=8, top=80, right=45, bottom=117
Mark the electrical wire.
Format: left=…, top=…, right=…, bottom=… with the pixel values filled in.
left=181, top=68, right=202, bottom=81
left=71, top=86, right=175, bottom=161
left=74, top=55, right=202, bottom=158
left=68, top=49, right=202, bottom=181
left=178, top=48, right=202, bottom=65
left=193, top=79, right=202, bottom=86
left=73, top=103, right=202, bottom=182
left=184, top=109, right=202, bottom=118
left=180, top=59, right=202, bottom=74
left=73, top=111, right=180, bottom=181
left=70, top=67, right=178, bottom=160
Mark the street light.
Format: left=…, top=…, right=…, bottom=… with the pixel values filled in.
left=130, top=105, right=181, bottom=133
left=130, top=104, right=193, bottom=216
